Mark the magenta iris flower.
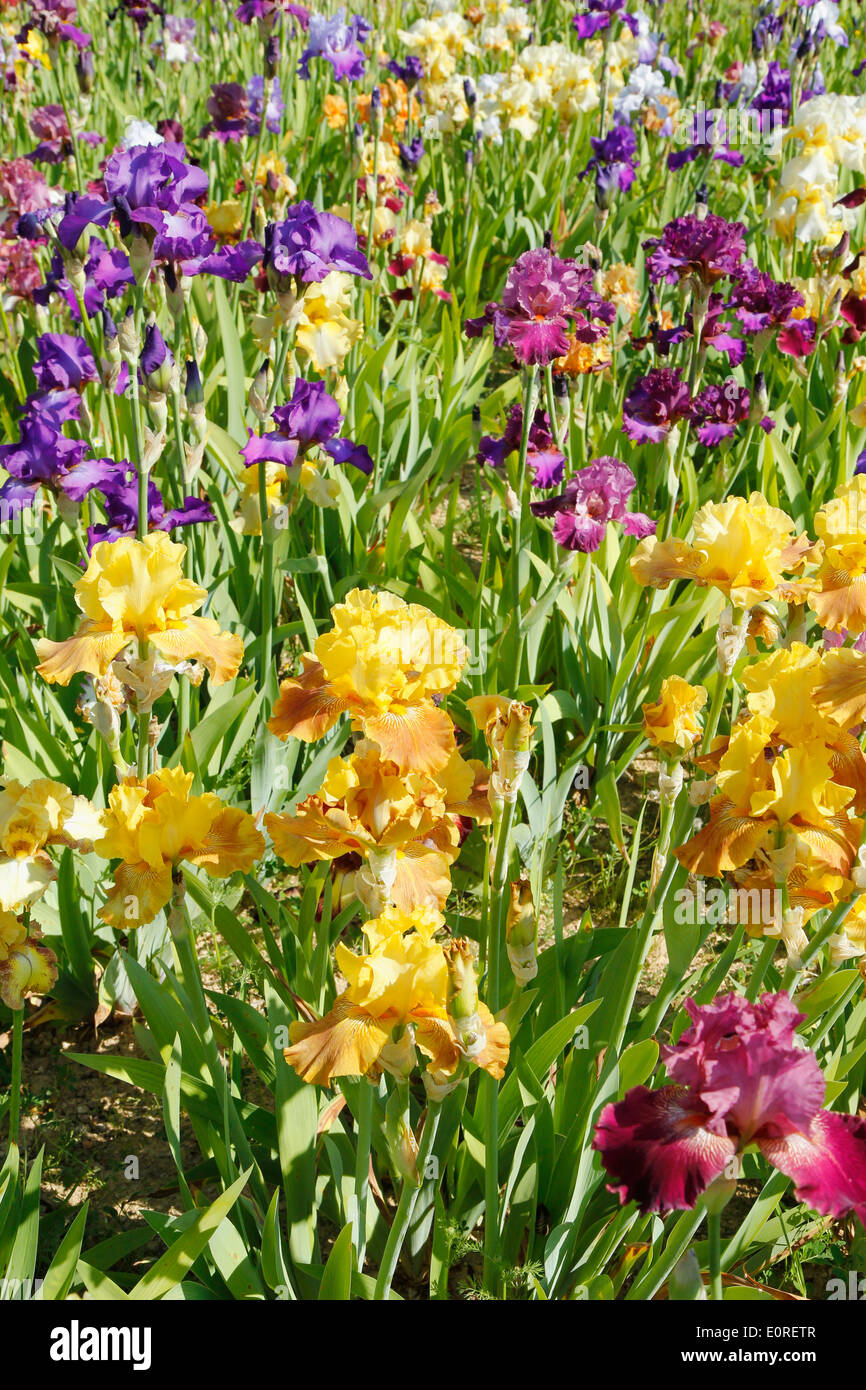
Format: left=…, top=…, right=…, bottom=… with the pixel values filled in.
left=644, top=214, right=747, bottom=288
left=531, top=456, right=654, bottom=552
left=465, top=248, right=614, bottom=367
left=622, top=367, right=692, bottom=443
left=594, top=993, right=866, bottom=1223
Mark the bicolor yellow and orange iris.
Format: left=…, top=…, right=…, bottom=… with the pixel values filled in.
left=630, top=494, right=817, bottom=609
left=94, top=767, right=265, bottom=927
left=284, top=904, right=509, bottom=1086
left=265, top=738, right=489, bottom=913
left=268, top=587, right=468, bottom=774
left=642, top=676, right=707, bottom=758
left=35, top=533, right=243, bottom=689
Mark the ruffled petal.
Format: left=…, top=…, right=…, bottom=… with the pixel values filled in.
left=284, top=997, right=392, bottom=1084
left=758, top=1110, right=866, bottom=1224
left=35, top=621, right=129, bottom=685
left=593, top=1084, right=736, bottom=1214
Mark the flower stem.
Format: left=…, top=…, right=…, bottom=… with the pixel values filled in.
left=707, top=1210, right=723, bottom=1301
left=373, top=1103, right=441, bottom=1300
left=8, top=1007, right=23, bottom=1148
left=353, top=1080, right=374, bottom=1270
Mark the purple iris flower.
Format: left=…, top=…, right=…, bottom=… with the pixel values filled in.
left=531, top=457, right=654, bottom=552
left=32, top=333, right=97, bottom=392
left=104, top=141, right=208, bottom=221
left=398, top=136, right=425, bottom=172
left=248, top=74, right=284, bottom=135
left=580, top=125, right=639, bottom=206
left=181, top=242, right=264, bottom=282
left=34, top=237, right=133, bottom=321
left=82, top=461, right=214, bottom=547
left=55, top=193, right=114, bottom=252
left=299, top=9, right=369, bottom=82
left=726, top=268, right=810, bottom=358
left=386, top=56, right=425, bottom=87
left=477, top=402, right=565, bottom=486
left=622, top=368, right=692, bottom=443
left=668, top=110, right=744, bottom=172
left=272, top=379, right=344, bottom=451
left=573, top=0, right=638, bottom=40
left=242, top=377, right=373, bottom=475
left=644, top=214, right=747, bottom=287
left=27, top=105, right=103, bottom=164
left=689, top=380, right=751, bottom=445
left=264, top=202, right=371, bottom=285
left=0, top=407, right=91, bottom=507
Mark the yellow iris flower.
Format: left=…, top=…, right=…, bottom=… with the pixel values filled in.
left=284, top=904, right=509, bottom=1086
left=94, top=767, right=265, bottom=927
left=35, top=533, right=243, bottom=689
left=265, top=739, right=489, bottom=913
left=268, top=587, right=467, bottom=774
left=641, top=676, right=708, bottom=758
left=630, top=494, right=817, bottom=609
left=0, top=911, right=56, bottom=1010
left=0, top=776, right=102, bottom=914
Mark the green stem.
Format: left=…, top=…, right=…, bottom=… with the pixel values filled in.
left=373, top=1103, right=441, bottom=1300
left=745, top=935, right=777, bottom=1002
left=481, top=795, right=516, bottom=1295
left=8, top=1007, right=23, bottom=1147
left=353, top=1081, right=374, bottom=1270
left=707, top=1211, right=723, bottom=1302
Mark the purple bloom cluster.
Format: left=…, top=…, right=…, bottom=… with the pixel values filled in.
left=532, top=457, right=655, bottom=552
left=465, top=248, right=615, bottom=367
left=21, top=0, right=91, bottom=50
left=242, top=378, right=373, bottom=476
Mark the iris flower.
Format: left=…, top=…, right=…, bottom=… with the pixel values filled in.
left=94, top=767, right=265, bottom=927
left=284, top=905, right=509, bottom=1086
left=265, top=738, right=489, bottom=913
left=594, top=993, right=866, bottom=1222
left=35, top=533, right=243, bottom=689
left=268, top=588, right=467, bottom=774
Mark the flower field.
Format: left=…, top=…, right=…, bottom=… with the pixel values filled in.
left=2, top=0, right=866, bottom=1313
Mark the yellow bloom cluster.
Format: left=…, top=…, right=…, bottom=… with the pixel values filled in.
left=94, top=767, right=265, bottom=928
left=676, top=643, right=866, bottom=959
left=265, top=738, right=488, bottom=914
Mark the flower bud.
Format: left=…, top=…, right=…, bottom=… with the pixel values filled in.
left=506, top=879, right=537, bottom=984
left=140, top=322, right=174, bottom=394
left=669, top=1249, right=707, bottom=1301
left=249, top=359, right=271, bottom=420
left=76, top=47, right=95, bottom=95
left=118, top=306, right=139, bottom=364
